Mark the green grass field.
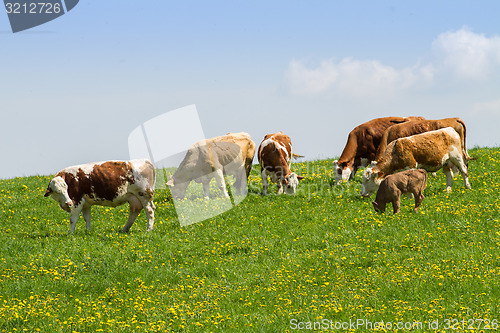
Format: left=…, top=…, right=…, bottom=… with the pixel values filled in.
left=1, top=147, right=499, bottom=332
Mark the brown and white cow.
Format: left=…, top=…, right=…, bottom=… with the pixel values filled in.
left=258, top=131, right=304, bottom=195
left=333, top=116, right=425, bottom=184
left=44, top=159, right=156, bottom=233
left=374, top=117, right=471, bottom=162
left=167, top=132, right=256, bottom=199
left=361, top=127, right=471, bottom=197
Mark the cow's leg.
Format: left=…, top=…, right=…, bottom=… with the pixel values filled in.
left=349, top=165, right=358, bottom=180
left=142, top=199, right=155, bottom=232
left=233, top=168, right=245, bottom=196
left=82, top=206, right=92, bottom=231
left=449, top=154, right=472, bottom=190
left=443, top=167, right=454, bottom=193
left=455, top=161, right=471, bottom=189
left=214, top=169, right=229, bottom=198
left=232, top=177, right=241, bottom=195
left=261, top=169, right=269, bottom=196
left=462, top=172, right=471, bottom=189
left=379, top=201, right=387, bottom=213
left=277, top=179, right=284, bottom=194
left=392, top=197, right=401, bottom=214
left=138, top=192, right=156, bottom=232
left=449, top=162, right=458, bottom=177
left=69, top=206, right=83, bottom=234
left=122, top=210, right=140, bottom=233
left=448, top=162, right=459, bottom=178
left=122, top=195, right=143, bottom=233
left=202, top=180, right=210, bottom=199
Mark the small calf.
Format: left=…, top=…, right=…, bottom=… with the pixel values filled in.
left=372, top=169, right=427, bottom=214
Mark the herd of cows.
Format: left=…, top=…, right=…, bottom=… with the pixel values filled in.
left=43, top=116, right=473, bottom=233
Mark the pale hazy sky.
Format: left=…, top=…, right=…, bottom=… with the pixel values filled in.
left=1, top=1, right=500, bottom=179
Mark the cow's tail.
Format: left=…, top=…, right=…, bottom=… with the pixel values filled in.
left=374, top=129, right=391, bottom=163
left=152, top=164, right=157, bottom=190
left=246, top=139, right=257, bottom=178
left=456, top=118, right=475, bottom=161
left=421, top=169, right=428, bottom=192
left=145, top=159, right=156, bottom=191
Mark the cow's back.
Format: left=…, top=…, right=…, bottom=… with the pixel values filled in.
left=208, top=132, right=255, bottom=169
left=260, top=132, right=292, bottom=155
left=379, top=127, right=460, bottom=174
left=376, top=117, right=467, bottom=161
left=223, top=132, right=256, bottom=164
left=387, top=118, right=459, bottom=142
left=129, top=159, right=156, bottom=194
left=175, top=132, right=255, bottom=181
left=58, top=160, right=150, bottom=207
left=259, top=132, right=292, bottom=161
left=342, top=116, right=422, bottom=164
left=228, top=133, right=257, bottom=177
left=435, top=118, right=468, bottom=157
left=258, top=132, right=293, bottom=172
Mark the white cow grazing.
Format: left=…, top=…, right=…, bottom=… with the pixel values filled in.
left=167, top=132, right=256, bottom=199
left=44, top=159, right=156, bottom=233
left=361, top=127, right=471, bottom=197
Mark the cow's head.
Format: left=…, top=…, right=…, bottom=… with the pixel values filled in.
left=360, top=166, right=382, bottom=197
left=166, top=175, right=189, bottom=199
left=283, top=173, right=304, bottom=194
left=372, top=201, right=386, bottom=213
left=333, top=160, right=352, bottom=185
left=44, top=176, right=73, bottom=212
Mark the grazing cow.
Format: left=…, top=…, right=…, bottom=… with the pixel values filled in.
left=361, top=127, right=471, bottom=197
left=44, top=159, right=156, bottom=233
left=372, top=169, right=427, bottom=214
left=374, top=117, right=471, bottom=162
left=167, top=132, right=256, bottom=199
left=258, top=131, right=304, bottom=195
left=333, top=116, right=425, bottom=184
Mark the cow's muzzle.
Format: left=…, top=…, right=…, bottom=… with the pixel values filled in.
left=59, top=201, right=74, bottom=212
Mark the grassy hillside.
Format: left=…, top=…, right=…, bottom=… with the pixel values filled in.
left=0, top=147, right=499, bottom=332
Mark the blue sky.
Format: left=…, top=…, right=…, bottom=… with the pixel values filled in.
left=1, top=1, right=500, bottom=179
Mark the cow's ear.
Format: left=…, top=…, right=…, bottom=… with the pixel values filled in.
left=44, top=187, right=52, bottom=197
left=297, top=175, right=305, bottom=180
left=166, top=176, right=174, bottom=187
